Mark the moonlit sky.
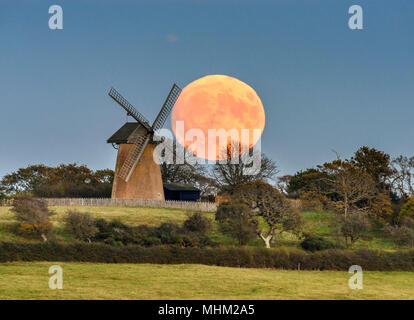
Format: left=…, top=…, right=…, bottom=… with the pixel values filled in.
left=1, top=0, right=413, bottom=179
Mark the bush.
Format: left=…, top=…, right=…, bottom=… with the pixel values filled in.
left=216, top=202, right=258, bottom=245
left=11, top=196, right=55, bottom=241
left=340, top=213, right=370, bottom=247
left=11, top=196, right=54, bottom=224
left=17, top=222, right=53, bottom=239
left=300, top=191, right=329, bottom=211
left=400, top=198, right=414, bottom=219
left=300, top=236, right=335, bottom=252
left=183, top=212, right=212, bottom=235
left=385, top=217, right=414, bottom=247
left=64, top=210, right=98, bottom=242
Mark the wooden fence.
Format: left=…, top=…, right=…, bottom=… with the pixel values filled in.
left=0, top=198, right=217, bottom=212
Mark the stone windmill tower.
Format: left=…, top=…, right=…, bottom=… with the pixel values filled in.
left=107, top=84, right=181, bottom=199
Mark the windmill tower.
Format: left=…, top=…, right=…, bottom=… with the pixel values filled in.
left=107, top=84, right=182, bottom=199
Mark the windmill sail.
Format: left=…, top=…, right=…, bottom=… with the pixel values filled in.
left=118, top=133, right=151, bottom=181
left=152, top=84, right=181, bottom=131
left=109, top=88, right=152, bottom=132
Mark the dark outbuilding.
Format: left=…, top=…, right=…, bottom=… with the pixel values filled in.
left=163, top=183, right=201, bottom=202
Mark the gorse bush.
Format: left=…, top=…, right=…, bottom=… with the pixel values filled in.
left=64, top=210, right=98, bottom=242
left=12, top=196, right=54, bottom=224
left=11, top=196, right=55, bottom=241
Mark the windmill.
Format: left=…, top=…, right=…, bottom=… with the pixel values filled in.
left=107, top=84, right=181, bottom=199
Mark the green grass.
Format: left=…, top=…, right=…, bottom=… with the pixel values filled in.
left=0, top=262, right=413, bottom=300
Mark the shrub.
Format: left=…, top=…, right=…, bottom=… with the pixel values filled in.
left=216, top=202, right=258, bottom=245
left=400, top=198, right=414, bottom=219
left=11, top=196, right=55, bottom=241
left=0, top=242, right=413, bottom=271
left=385, top=217, right=414, bottom=247
left=64, top=210, right=98, bottom=242
left=300, top=191, right=329, bottom=211
left=17, top=222, right=53, bottom=239
left=183, top=212, right=212, bottom=235
left=340, top=213, right=370, bottom=247
left=300, top=236, right=335, bottom=252
left=11, top=196, right=54, bottom=224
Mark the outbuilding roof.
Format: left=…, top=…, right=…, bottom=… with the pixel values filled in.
left=163, top=183, right=200, bottom=192
left=107, top=122, right=148, bottom=144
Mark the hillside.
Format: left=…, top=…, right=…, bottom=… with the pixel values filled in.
left=0, top=206, right=401, bottom=250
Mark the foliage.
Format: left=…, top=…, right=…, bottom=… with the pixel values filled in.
left=11, top=196, right=55, bottom=241
left=17, top=222, right=53, bottom=239
left=1, top=242, right=414, bottom=271
left=285, top=168, right=331, bottom=198
left=215, top=202, right=258, bottom=245
left=318, top=159, right=378, bottom=217
left=385, top=217, right=414, bottom=247
left=0, top=164, right=114, bottom=198
left=300, top=236, right=335, bottom=252
left=299, top=191, right=330, bottom=211
left=391, top=156, right=414, bottom=200
left=11, top=196, right=54, bottom=224
left=183, top=212, right=212, bottom=235
left=64, top=210, right=98, bottom=242
left=340, top=213, right=370, bottom=247
left=400, top=198, right=414, bottom=218
left=350, top=146, right=392, bottom=188
left=230, top=181, right=304, bottom=248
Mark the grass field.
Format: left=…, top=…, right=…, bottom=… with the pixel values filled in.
left=0, top=262, right=413, bottom=300
left=0, top=206, right=400, bottom=249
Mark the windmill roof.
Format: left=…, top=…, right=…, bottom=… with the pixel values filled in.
left=107, top=122, right=149, bottom=144
left=163, top=183, right=200, bottom=192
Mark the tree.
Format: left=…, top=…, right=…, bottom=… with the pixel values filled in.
left=231, top=181, right=304, bottom=248
left=390, top=156, right=414, bottom=200
left=400, top=198, right=414, bottom=219
left=212, top=141, right=278, bottom=189
left=183, top=212, right=212, bottom=235
left=0, top=165, right=50, bottom=194
left=317, top=159, right=378, bottom=218
left=350, top=146, right=393, bottom=189
left=339, top=213, right=370, bottom=247
left=215, top=201, right=258, bottom=245
left=11, top=196, right=55, bottom=241
left=64, top=210, right=98, bottom=242
left=284, top=168, right=331, bottom=199
left=0, top=164, right=114, bottom=198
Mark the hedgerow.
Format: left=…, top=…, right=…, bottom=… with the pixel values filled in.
left=0, top=242, right=413, bottom=271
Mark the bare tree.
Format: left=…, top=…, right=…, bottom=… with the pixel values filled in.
left=212, top=141, right=278, bottom=189
left=317, top=159, right=377, bottom=218
left=390, top=155, right=414, bottom=200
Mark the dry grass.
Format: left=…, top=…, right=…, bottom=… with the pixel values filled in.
left=0, top=262, right=413, bottom=300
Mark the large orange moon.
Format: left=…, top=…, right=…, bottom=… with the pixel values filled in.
left=171, top=75, right=265, bottom=161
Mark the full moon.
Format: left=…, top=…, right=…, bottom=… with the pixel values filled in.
left=171, top=75, right=265, bottom=161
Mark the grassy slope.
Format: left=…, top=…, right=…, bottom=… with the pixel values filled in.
left=0, top=206, right=400, bottom=249
left=0, top=262, right=413, bottom=300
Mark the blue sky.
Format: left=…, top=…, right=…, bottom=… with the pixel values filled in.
left=0, top=0, right=413, bottom=178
